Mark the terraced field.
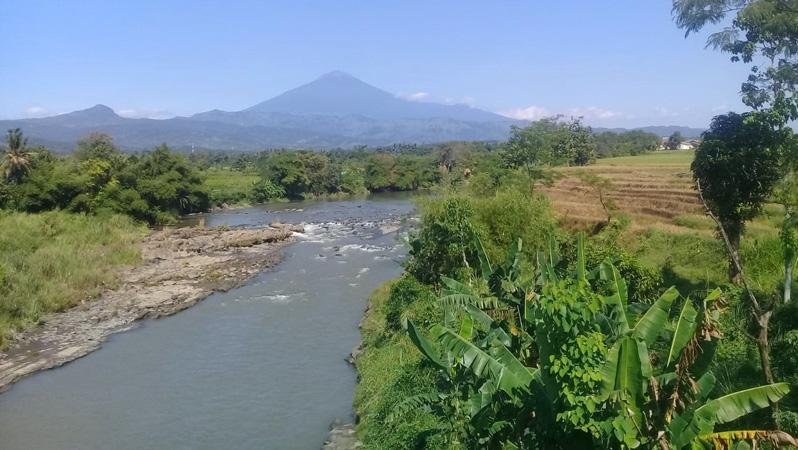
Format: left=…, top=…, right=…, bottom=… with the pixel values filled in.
left=540, top=151, right=704, bottom=232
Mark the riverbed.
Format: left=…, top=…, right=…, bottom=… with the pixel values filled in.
left=0, top=194, right=415, bottom=450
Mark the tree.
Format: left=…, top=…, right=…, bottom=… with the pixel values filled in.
left=673, top=0, right=798, bottom=122
left=775, top=161, right=798, bottom=303
left=75, top=132, right=121, bottom=161
left=501, top=117, right=595, bottom=187
left=692, top=112, right=789, bottom=281
left=667, top=131, right=684, bottom=150
left=2, top=128, right=33, bottom=183
left=501, top=119, right=560, bottom=183
left=559, top=117, right=596, bottom=166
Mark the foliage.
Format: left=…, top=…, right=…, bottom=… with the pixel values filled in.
left=2, top=128, right=33, bottom=183
left=0, top=211, right=144, bottom=346
left=407, top=197, right=478, bottom=284
left=594, top=130, right=661, bottom=158
left=692, top=112, right=791, bottom=278
left=250, top=178, right=286, bottom=203
left=353, top=281, right=447, bottom=450
left=399, top=235, right=794, bottom=449
left=500, top=117, right=597, bottom=183
left=0, top=133, right=210, bottom=224
left=385, top=275, right=437, bottom=331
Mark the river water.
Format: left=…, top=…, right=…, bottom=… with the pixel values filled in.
left=0, top=194, right=416, bottom=450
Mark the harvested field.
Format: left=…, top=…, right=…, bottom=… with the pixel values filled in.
left=539, top=151, right=704, bottom=232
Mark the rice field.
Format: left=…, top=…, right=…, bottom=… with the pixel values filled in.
left=540, top=151, right=704, bottom=232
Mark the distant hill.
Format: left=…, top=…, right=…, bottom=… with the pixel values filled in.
left=1, top=72, right=517, bottom=151
left=594, top=125, right=705, bottom=138
left=0, top=72, right=706, bottom=151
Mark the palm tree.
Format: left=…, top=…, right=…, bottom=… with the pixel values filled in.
left=2, top=128, right=33, bottom=183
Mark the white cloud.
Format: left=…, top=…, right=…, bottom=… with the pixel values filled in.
left=498, top=105, right=552, bottom=121
left=117, top=108, right=173, bottom=119
left=399, top=91, right=476, bottom=107
left=23, top=106, right=49, bottom=117
left=499, top=105, right=622, bottom=122
left=711, top=104, right=730, bottom=112
left=567, top=106, right=620, bottom=120
left=400, top=91, right=431, bottom=102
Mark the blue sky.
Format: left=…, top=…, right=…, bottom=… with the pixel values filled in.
left=1, top=0, right=749, bottom=127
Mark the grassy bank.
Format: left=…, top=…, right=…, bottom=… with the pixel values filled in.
left=354, top=279, right=446, bottom=449
left=0, top=211, right=146, bottom=346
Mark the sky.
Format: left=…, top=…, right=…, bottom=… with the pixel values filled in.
left=1, top=0, right=751, bottom=128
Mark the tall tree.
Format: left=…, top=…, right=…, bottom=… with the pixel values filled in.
left=692, top=112, right=789, bottom=281
left=2, top=128, right=33, bottom=183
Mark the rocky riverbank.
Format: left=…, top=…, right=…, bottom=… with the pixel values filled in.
left=0, top=223, right=301, bottom=392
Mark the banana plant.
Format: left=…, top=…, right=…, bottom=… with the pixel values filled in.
left=596, top=264, right=793, bottom=450
left=402, top=233, right=797, bottom=449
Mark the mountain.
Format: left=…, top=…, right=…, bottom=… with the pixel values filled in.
left=0, top=72, right=706, bottom=151
left=242, top=71, right=507, bottom=122
left=1, top=72, right=517, bottom=151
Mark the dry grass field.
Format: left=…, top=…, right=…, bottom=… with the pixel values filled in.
left=540, top=151, right=705, bottom=233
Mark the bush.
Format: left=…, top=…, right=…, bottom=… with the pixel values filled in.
left=561, top=239, right=663, bottom=304
left=471, top=190, right=555, bottom=263
left=250, top=178, right=285, bottom=203
left=407, top=197, right=477, bottom=284
left=385, top=275, right=436, bottom=331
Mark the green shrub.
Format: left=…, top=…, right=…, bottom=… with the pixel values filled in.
left=385, top=275, right=436, bottom=331
left=471, top=189, right=555, bottom=262
left=407, top=197, right=477, bottom=284
left=250, top=178, right=285, bottom=203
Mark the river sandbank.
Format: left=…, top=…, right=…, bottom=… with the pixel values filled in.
left=0, top=223, right=301, bottom=392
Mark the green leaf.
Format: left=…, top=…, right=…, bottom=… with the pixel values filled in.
left=459, top=313, right=474, bottom=340
left=600, top=336, right=646, bottom=403
left=633, top=286, right=679, bottom=346
left=599, top=261, right=630, bottom=334
left=667, top=298, right=699, bottom=368
left=474, top=233, right=493, bottom=281
left=576, top=232, right=586, bottom=282
left=698, top=383, right=790, bottom=425
left=434, top=325, right=533, bottom=394
left=407, top=320, right=449, bottom=373
left=387, top=393, right=440, bottom=422
left=438, top=293, right=499, bottom=309
left=505, top=238, right=522, bottom=272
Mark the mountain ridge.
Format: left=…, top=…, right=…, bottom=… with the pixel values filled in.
left=0, top=73, right=704, bottom=151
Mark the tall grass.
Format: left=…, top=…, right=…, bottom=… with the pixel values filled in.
left=0, top=211, right=145, bottom=346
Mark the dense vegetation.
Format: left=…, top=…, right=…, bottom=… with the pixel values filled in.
left=0, top=211, right=144, bottom=346
left=0, top=132, right=210, bottom=224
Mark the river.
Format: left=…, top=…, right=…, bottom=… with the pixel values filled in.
left=0, top=194, right=416, bottom=450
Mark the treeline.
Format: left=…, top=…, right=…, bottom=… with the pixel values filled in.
left=0, top=131, right=209, bottom=224
left=594, top=129, right=661, bottom=157
left=0, top=120, right=663, bottom=224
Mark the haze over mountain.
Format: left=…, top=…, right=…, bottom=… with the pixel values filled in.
left=0, top=72, right=704, bottom=151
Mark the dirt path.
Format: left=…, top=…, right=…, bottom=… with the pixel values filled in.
left=0, top=223, right=302, bottom=392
